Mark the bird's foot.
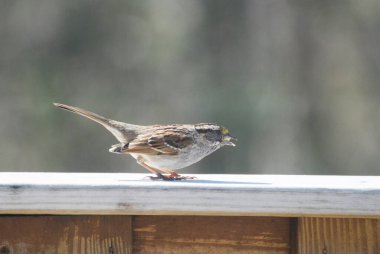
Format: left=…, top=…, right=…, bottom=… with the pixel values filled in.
left=148, top=172, right=197, bottom=181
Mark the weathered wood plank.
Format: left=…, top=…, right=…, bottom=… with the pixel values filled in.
left=1, top=173, right=380, bottom=217
left=0, top=215, right=132, bottom=254
left=297, top=217, right=380, bottom=254
left=133, top=216, right=290, bottom=254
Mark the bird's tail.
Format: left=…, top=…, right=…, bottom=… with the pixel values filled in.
left=54, top=103, right=111, bottom=126
left=53, top=103, right=139, bottom=143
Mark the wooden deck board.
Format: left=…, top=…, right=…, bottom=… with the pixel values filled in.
left=297, top=218, right=380, bottom=254
left=0, top=173, right=380, bottom=217
left=0, top=215, right=132, bottom=254
left=133, top=216, right=290, bottom=254
left=1, top=173, right=380, bottom=253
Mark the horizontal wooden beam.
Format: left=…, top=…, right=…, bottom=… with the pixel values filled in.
left=0, top=215, right=291, bottom=254
left=0, top=173, right=379, bottom=217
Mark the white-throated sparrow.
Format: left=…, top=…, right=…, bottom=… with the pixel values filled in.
left=54, top=103, right=236, bottom=180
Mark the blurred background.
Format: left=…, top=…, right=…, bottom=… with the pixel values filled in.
left=1, top=0, right=380, bottom=175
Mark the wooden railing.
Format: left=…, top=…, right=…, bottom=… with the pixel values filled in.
left=0, top=173, right=379, bottom=253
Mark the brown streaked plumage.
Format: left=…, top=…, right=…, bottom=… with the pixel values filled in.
left=53, top=103, right=236, bottom=180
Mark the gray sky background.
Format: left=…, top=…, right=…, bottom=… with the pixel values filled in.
left=1, top=0, right=380, bottom=175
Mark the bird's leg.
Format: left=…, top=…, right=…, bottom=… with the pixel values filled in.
left=136, top=156, right=167, bottom=180
left=136, top=156, right=195, bottom=180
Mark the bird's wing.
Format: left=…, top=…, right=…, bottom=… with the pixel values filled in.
left=125, top=126, right=194, bottom=155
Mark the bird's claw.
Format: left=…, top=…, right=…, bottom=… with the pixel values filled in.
left=147, top=173, right=197, bottom=181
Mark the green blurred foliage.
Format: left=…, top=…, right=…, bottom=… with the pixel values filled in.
left=1, top=0, right=380, bottom=175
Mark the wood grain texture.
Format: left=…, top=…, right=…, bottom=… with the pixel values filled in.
left=133, top=216, right=290, bottom=254
left=0, top=215, right=132, bottom=254
left=1, top=173, right=380, bottom=217
left=298, top=217, right=380, bottom=254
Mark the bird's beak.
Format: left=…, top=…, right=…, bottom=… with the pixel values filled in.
left=223, top=134, right=237, bottom=147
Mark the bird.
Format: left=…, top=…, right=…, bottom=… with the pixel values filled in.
left=53, top=103, right=236, bottom=180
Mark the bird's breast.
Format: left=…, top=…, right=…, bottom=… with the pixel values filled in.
left=130, top=142, right=221, bottom=170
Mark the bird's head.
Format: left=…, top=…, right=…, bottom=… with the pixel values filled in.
left=195, top=123, right=237, bottom=147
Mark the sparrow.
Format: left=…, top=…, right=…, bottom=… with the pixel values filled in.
left=53, top=103, right=236, bottom=180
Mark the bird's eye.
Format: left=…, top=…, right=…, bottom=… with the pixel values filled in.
left=205, top=130, right=222, bottom=142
